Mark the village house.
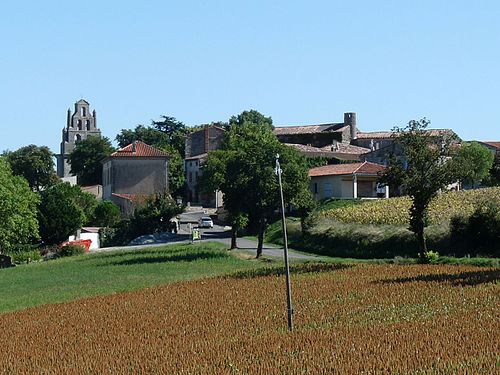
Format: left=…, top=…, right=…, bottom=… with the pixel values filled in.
left=184, top=125, right=225, bottom=207
left=102, top=141, right=170, bottom=216
left=308, top=161, right=388, bottom=200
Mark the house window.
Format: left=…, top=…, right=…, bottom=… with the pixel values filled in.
left=313, top=183, right=318, bottom=194
left=77, top=119, right=82, bottom=130
left=81, top=107, right=86, bottom=116
left=75, top=134, right=82, bottom=142
left=86, top=120, right=91, bottom=130
left=189, top=172, right=193, bottom=182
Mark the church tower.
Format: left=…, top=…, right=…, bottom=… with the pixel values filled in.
left=57, top=99, right=101, bottom=178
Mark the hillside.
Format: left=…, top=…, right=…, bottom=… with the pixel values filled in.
left=320, top=187, right=500, bottom=225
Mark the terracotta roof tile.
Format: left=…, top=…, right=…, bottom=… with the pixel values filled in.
left=356, top=129, right=456, bottom=139
left=479, top=141, right=500, bottom=149
left=274, top=123, right=347, bottom=135
left=110, top=141, right=170, bottom=158
left=308, top=161, right=385, bottom=177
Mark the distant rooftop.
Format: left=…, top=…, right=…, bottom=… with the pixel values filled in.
left=274, top=123, right=347, bottom=135
left=308, top=161, right=385, bottom=177
left=110, top=141, right=170, bottom=158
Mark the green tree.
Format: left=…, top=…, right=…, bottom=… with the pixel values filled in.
left=116, top=125, right=168, bottom=149
left=92, top=201, right=121, bottom=227
left=38, top=183, right=98, bottom=245
left=379, top=119, right=465, bottom=262
left=69, top=136, right=115, bottom=185
left=151, top=115, right=188, bottom=157
left=4, top=145, right=58, bottom=191
left=0, top=158, right=40, bottom=253
left=454, top=141, right=494, bottom=188
left=130, top=193, right=183, bottom=237
left=201, top=110, right=312, bottom=257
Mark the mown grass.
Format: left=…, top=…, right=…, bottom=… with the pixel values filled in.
left=0, top=242, right=279, bottom=314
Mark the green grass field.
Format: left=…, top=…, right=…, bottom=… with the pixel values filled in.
left=0, top=242, right=280, bottom=314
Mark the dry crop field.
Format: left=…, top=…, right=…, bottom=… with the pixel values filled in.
left=1, top=264, right=498, bottom=374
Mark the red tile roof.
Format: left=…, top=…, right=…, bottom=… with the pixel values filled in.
left=479, top=141, right=500, bottom=150
left=110, top=141, right=170, bottom=158
left=308, top=161, right=385, bottom=177
left=274, top=123, right=347, bottom=135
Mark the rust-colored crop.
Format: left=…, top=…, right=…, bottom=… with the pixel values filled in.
left=1, top=264, right=498, bottom=374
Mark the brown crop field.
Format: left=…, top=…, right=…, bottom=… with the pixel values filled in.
left=1, top=264, right=498, bottom=374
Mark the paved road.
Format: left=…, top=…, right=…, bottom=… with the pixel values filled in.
left=95, top=209, right=318, bottom=260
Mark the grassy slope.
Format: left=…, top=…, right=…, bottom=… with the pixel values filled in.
left=321, top=187, right=500, bottom=225
left=0, top=242, right=280, bottom=314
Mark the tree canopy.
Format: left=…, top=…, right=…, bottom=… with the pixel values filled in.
left=201, top=110, right=312, bottom=257
left=69, top=136, right=115, bottom=186
left=454, top=141, right=494, bottom=188
left=38, top=183, right=98, bottom=245
left=4, top=144, right=58, bottom=191
left=379, top=119, right=471, bottom=262
left=0, top=158, right=40, bottom=253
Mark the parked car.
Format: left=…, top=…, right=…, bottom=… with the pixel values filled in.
left=198, top=216, right=214, bottom=228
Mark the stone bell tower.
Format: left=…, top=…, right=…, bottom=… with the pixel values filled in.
left=57, top=99, right=101, bottom=178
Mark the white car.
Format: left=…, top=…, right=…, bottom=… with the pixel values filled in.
left=198, top=216, right=214, bottom=228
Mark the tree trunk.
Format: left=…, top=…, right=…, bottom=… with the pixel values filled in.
left=256, top=219, right=266, bottom=258
left=230, top=226, right=237, bottom=249
left=417, top=226, right=428, bottom=263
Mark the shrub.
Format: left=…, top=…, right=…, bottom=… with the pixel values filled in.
left=450, top=201, right=500, bottom=257
left=59, top=244, right=85, bottom=257
left=6, top=244, right=42, bottom=264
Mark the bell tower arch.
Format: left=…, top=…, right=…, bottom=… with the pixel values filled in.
left=57, top=99, right=101, bottom=178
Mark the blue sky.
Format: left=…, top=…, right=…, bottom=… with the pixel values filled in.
left=1, top=0, right=499, bottom=154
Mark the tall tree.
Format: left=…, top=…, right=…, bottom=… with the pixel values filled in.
left=68, top=136, right=115, bottom=185
left=0, top=158, right=40, bottom=253
left=151, top=115, right=187, bottom=157
left=379, top=119, right=466, bottom=262
left=4, top=145, right=58, bottom=191
left=201, top=110, right=312, bottom=257
left=116, top=125, right=168, bottom=149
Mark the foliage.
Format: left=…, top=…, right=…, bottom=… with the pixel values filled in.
left=454, top=141, right=494, bottom=187
left=379, top=119, right=470, bottom=261
left=321, top=187, right=499, bottom=226
left=201, top=110, right=313, bottom=257
left=0, top=158, right=40, bottom=253
left=68, top=136, right=115, bottom=185
left=1, top=264, right=498, bottom=373
left=450, top=201, right=500, bottom=257
left=4, top=144, right=58, bottom=191
left=483, top=151, right=500, bottom=186
left=38, top=183, right=97, bottom=245
left=116, top=124, right=168, bottom=148
left=131, top=194, right=183, bottom=237
left=92, top=201, right=121, bottom=227
left=5, top=244, right=42, bottom=264
left=59, top=244, right=85, bottom=257
left=151, top=115, right=188, bottom=157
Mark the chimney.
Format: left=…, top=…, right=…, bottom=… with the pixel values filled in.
left=344, top=112, right=357, bottom=140
left=132, top=141, right=137, bottom=153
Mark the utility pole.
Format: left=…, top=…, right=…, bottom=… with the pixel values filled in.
left=275, top=154, right=294, bottom=331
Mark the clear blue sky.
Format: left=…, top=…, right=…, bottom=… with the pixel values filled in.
left=1, top=0, right=499, bottom=154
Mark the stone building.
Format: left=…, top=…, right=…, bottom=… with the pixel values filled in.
left=57, top=99, right=101, bottom=178
left=184, top=125, right=225, bottom=206
left=102, top=141, right=170, bottom=216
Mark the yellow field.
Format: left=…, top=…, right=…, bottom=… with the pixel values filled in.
left=321, top=187, right=500, bottom=226
left=1, top=264, right=498, bottom=374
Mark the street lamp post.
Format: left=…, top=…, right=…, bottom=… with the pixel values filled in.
left=275, top=154, right=294, bottom=331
